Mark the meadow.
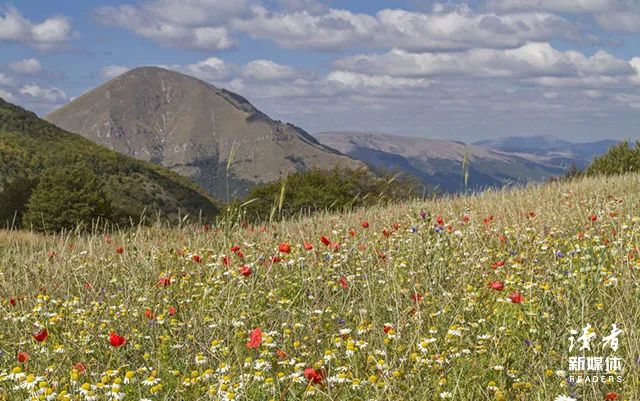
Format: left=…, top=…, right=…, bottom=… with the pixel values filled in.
left=1, top=173, right=639, bottom=401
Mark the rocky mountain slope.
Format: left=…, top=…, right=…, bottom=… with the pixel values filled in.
left=46, top=67, right=362, bottom=200
left=316, top=132, right=569, bottom=192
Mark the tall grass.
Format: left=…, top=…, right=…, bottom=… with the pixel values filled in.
left=0, top=173, right=639, bottom=400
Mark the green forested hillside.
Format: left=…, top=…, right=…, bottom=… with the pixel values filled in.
left=0, top=97, right=220, bottom=230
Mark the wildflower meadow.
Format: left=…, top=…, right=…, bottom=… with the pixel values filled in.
left=1, top=173, right=639, bottom=400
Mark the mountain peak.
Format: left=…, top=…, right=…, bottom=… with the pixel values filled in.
left=46, top=69, right=362, bottom=200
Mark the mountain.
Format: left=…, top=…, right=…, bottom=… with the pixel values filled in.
left=46, top=67, right=363, bottom=200
left=473, top=135, right=619, bottom=170
left=0, top=97, right=219, bottom=227
left=315, top=132, right=567, bottom=192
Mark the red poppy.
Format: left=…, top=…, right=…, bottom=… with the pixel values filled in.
left=488, top=281, right=504, bottom=291
left=9, top=297, right=16, bottom=306
left=157, top=276, right=171, bottom=287
left=392, top=223, right=400, bottom=230
left=17, top=351, right=29, bottom=363
left=527, top=211, right=537, bottom=219
left=240, top=265, right=252, bottom=277
left=362, top=221, right=369, bottom=228
left=270, top=256, right=282, bottom=263
left=74, top=362, right=87, bottom=374
left=577, top=231, right=585, bottom=239
left=144, top=309, right=154, bottom=319
left=304, top=367, right=325, bottom=384
left=320, top=235, right=331, bottom=246
left=349, top=228, right=356, bottom=237
left=303, top=241, right=314, bottom=250
left=463, top=215, right=470, bottom=223
left=605, top=392, right=619, bottom=400
left=246, top=327, right=262, bottom=349
left=230, top=245, right=241, bottom=253
left=589, top=214, right=598, bottom=222
left=491, top=260, right=505, bottom=269
left=279, top=243, right=291, bottom=254
left=115, top=247, right=124, bottom=254
left=436, top=215, right=444, bottom=226
left=32, top=328, right=48, bottom=342
left=383, top=229, right=391, bottom=237
left=338, top=276, right=349, bottom=289
left=222, top=256, right=230, bottom=266
left=109, top=332, right=126, bottom=347
left=168, top=306, right=177, bottom=316
left=411, top=293, right=424, bottom=303
left=236, top=251, right=244, bottom=258
left=509, top=292, right=525, bottom=304
left=192, top=255, right=202, bottom=263
left=330, top=242, right=341, bottom=252
left=383, top=324, right=394, bottom=334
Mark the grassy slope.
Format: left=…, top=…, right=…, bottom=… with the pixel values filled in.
left=0, top=174, right=639, bottom=400
left=0, top=98, right=220, bottom=226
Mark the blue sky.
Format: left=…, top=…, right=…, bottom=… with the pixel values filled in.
left=1, top=0, right=639, bottom=141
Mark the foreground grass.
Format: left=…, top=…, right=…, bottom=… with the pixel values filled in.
left=1, top=174, right=639, bottom=400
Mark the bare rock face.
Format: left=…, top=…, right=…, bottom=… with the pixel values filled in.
left=46, top=67, right=362, bottom=200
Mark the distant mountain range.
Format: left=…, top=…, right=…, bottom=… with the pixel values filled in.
left=473, top=135, right=619, bottom=170
left=46, top=67, right=362, bottom=200
left=0, top=97, right=219, bottom=227
left=316, top=132, right=617, bottom=192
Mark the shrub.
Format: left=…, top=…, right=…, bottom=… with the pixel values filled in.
left=22, top=163, right=113, bottom=232
left=235, top=167, right=428, bottom=221
left=585, top=141, right=640, bottom=176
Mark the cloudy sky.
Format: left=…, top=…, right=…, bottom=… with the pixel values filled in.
left=0, top=0, right=639, bottom=141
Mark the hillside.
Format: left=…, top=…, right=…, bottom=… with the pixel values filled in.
left=473, top=135, right=619, bottom=170
left=1, top=173, right=637, bottom=399
left=316, top=131, right=564, bottom=192
left=0, top=97, right=219, bottom=228
left=46, top=67, right=363, bottom=200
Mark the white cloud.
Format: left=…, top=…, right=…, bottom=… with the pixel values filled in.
left=19, top=83, right=67, bottom=104
left=0, top=6, right=72, bottom=50
left=232, top=7, right=378, bottom=50
left=0, top=72, right=13, bottom=86
left=100, top=65, right=131, bottom=80
left=487, top=0, right=619, bottom=13
left=242, top=60, right=298, bottom=81
left=9, top=58, right=42, bottom=75
left=326, top=71, right=431, bottom=92
left=370, top=8, right=577, bottom=52
left=95, top=4, right=236, bottom=50
left=95, top=2, right=579, bottom=52
left=0, top=88, right=13, bottom=101
left=595, top=12, right=640, bottom=32
left=233, top=6, right=577, bottom=51
left=335, top=43, right=635, bottom=82
left=184, top=57, right=234, bottom=81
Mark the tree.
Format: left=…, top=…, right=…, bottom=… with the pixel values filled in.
left=586, top=141, right=640, bottom=176
left=0, top=175, right=35, bottom=228
left=22, top=163, right=113, bottom=232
